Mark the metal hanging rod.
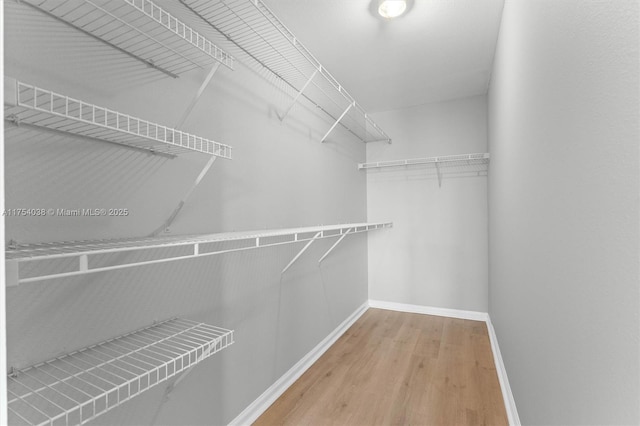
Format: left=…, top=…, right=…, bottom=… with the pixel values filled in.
left=5, top=223, right=392, bottom=286
left=7, top=317, right=233, bottom=426
left=4, top=78, right=233, bottom=158
left=281, top=231, right=321, bottom=274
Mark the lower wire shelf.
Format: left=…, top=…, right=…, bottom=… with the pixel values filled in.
left=7, top=318, right=234, bottom=426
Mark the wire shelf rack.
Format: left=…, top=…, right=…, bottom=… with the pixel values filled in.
left=181, top=0, right=391, bottom=144
left=5, top=223, right=392, bottom=286
left=4, top=78, right=233, bottom=158
left=22, top=0, right=234, bottom=77
left=7, top=318, right=234, bottom=426
left=358, top=153, right=490, bottom=170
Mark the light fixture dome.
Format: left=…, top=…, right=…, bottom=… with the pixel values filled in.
left=378, top=0, right=407, bottom=18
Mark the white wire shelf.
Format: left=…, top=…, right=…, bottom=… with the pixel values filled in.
left=5, top=222, right=392, bottom=286
left=22, top=0, right=234, bottom=77
left=358, top=153, right=490, bottom=170
left=4, top=78, right=233, bottom=158
left=181, top=0, right=391, bottom=144
left=7, top=318, right=233, bottom=426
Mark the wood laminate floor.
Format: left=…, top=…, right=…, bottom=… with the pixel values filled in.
left=254, top=308, right=508, bottom=426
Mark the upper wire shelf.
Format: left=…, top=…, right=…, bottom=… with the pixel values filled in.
left=4, top=78, right=233, bottom=158
left=358, top=153, right=490, bottom=170
left=22, top=0, right=234, bottom=78
left=6, top=222, right=392, bottom=286
left=181, top=0, right=391, bottom=144
left=7, top=317, right=233, bottom=426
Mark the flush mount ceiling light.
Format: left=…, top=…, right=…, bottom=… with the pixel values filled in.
left=378, top=0, right=407, bottom=18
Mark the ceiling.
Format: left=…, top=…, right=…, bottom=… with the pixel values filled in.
left=264, top=0, right=505, bottom=112
left=4, top=0, right=505, bottom=114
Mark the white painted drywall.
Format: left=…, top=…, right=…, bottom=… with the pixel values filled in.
left=265, top=0, right=505, bottom=111
left=488, top=0, right=640, bottom=424
left=0, top=4, right=7, bottom=425
left=367, top=95, right=488, bottom=312
left=3, top=1, right=371, bottom=424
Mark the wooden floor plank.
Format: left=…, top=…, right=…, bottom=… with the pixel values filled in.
left=254, top=308, right=508, bottom=426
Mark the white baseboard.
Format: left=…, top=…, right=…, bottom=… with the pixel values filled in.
left=230, top=300, right=520, bottom=426
left=486, top=316, right=521, bottom=426
left=228, top=301, right=369, bottom=426
left=368, top=299, right=520, bottom=426
left=368, top=299, right=489, bottom=322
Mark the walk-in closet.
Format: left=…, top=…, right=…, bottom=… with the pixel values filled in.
left=1, top=0, right=638, bottom=425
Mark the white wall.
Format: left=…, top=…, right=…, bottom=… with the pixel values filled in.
left=0, top=4, right=7, bottom=425
left=488, top=0, right=639, bottom=424
left=367, top=95, right=488, bottom=312
left=3, top=1, right=371, bottom=424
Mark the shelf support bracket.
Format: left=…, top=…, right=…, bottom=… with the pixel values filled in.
left=281, top=231, right=321, bottom=274
left=149, top=156, right=217, bottom=237
left=148, top=63, right=221, bottom=237
left=279, top=69, right=318, bottom=122
left=160, top=337, right=216, bottom=401
left=435, top=160, right=443, bottom=188
left=175, top=63, right=221, bottom=129
left=318, top=228, right=352, bottom=264
left=321, top=102, right=354, bottom=143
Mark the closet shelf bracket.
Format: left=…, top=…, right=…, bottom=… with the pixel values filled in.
left=435, top=162, right=443, bottom=188
left=318, top=227, right=353, bottom=264
left=175, top=62, right=221, bottom=129
left=321, top=102, right=355, bottom=143
left=159, top=319, right=222, bottom=400
left=279, top=69, right=318, bottom=122
left=281, top=231, right=322, bottom=274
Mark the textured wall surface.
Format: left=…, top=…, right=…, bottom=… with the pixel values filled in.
left=488, top=0, right=640, bottom=424
left=3, top=1, right=371, bottom=424
left=367, top=96, right=489, bottom=312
